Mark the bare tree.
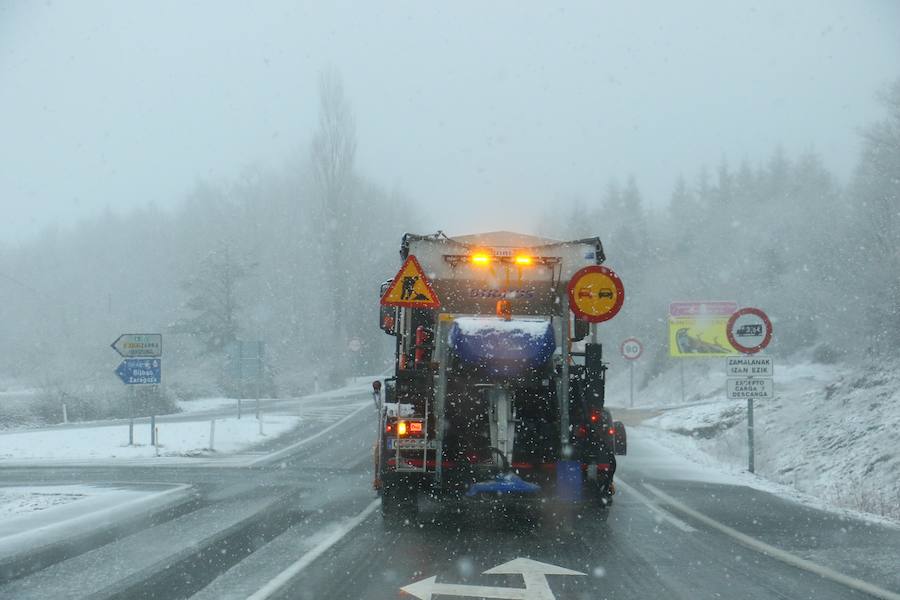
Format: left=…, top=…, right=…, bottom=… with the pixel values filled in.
left=309, top=68, right=358, bottom=355
left=311, top=68, right=357, bottom=211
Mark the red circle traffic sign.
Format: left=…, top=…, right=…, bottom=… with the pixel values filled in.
left=567, top=265, right=625, bottom=323
left=726, top=307, right=773, bottom=354
left=620, top=338, right=643, bottom=360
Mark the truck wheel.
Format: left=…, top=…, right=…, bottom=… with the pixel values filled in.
left=586, top=476, right=614, bottom=510
left=613, top=421, right=627, bottom=455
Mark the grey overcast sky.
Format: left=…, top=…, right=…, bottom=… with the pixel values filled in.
left=1, top=1, right=898, bottom=242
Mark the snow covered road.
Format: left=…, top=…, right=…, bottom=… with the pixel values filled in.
left=1, top=388, right=898, bottom=600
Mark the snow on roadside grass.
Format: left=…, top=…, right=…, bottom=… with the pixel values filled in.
left=0, top=415, right=301, bottom=461
left=0, top=483, right=193, bottom=559
left=0, top=485, right=90, bottom=518
left=641, top=359, right=900, bottom=522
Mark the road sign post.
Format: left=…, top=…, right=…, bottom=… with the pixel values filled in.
left=630, top=362, right=635, bottom=408
left=620, top=338, right=643, bottom=408
left=725, top=308, right=773, bottom=474
left=743, top=394, right=756, bottom=473
left=668, top=302, right=738, bottom=406
left=128, top=386, right=135, bottom=446
left=112, top=334, right=162, bottom=446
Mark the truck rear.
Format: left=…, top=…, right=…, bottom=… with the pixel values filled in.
left=374, top=231, right=626, bottom=522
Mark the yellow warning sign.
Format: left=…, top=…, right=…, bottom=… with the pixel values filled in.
left=567, top=265, right=624, bottom=323
left=667, top=302, right=738, bottom=357
left=380, top=255, right=441, bottom=309
left=668, top=317, right=737, bottom=357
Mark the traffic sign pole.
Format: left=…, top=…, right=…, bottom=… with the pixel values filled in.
left=630, top=361, right=635, bottom=408
left=128, top=386, right=135, bottom=446
left=619, top=338, right=643, bottom=408
left=725, top=307, right=773, bottom=475
left=744, top=385, right=753, bottom=473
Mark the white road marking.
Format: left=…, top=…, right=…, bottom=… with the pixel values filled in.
left=402, top=557, right=585, bottom=600
left=615, top=478, right=696, bottom=532
left=643, top=483, right=900, bottom=600
left=247, top=402, right=369, bottom=467
left=245, top=498, right=380, bottom=600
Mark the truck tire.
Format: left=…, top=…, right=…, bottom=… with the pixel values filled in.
left=613, top=421, right=627, bottom=455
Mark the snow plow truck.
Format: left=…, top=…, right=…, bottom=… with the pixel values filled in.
left=374, top=231, right=627, bottom=522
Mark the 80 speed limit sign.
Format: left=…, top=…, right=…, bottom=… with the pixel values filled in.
left=620, top=338, right=643, bottom=360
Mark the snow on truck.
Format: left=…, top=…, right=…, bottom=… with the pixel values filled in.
left=374, top=231, right=627, bottom=522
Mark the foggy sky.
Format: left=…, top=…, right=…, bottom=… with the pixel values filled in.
left=1, top=1, right=898, bottom=243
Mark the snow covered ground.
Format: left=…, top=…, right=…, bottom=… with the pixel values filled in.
left=0, top=485, right=91, bottom=519
left=0, top=483, right=192, bottom=560
left=0, top=415, right=300, bottom=461
left=611, top=358, right=900, bottom=522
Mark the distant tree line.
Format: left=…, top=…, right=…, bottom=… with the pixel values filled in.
left=542, top=79, right=900, bottom=382
left=0, top=75, right=896, bottom=412
left=0, top=68, right=418, bottom=408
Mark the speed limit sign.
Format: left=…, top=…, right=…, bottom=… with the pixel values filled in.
left=620, top=338, right=643, bottom=360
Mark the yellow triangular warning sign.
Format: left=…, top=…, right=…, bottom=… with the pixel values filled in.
left=380, top=255, right=441, bottom=308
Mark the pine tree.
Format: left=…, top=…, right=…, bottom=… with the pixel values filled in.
left=175, top=247, right=253, bottom=355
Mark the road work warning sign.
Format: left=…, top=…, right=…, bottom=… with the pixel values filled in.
left=381, top=255, right=441, bottom=309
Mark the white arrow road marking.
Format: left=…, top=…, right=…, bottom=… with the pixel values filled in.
left=401, top=557, right=585, bottom=600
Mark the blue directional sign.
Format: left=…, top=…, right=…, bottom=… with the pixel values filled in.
left=115, top=358, right=161, bottom=385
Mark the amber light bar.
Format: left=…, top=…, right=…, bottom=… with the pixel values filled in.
left=443, top=254, right=560, bottom=267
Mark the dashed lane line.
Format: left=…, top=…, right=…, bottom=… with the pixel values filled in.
left=245, top=498, right=380, bottom=600
left=615, top=478, right=696, bottom=533
left=643, top=482, right=900, bottom=600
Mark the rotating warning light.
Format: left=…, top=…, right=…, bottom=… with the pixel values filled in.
left=470, top=253, right=491, bottom=265
left=514, top=255, right=533, bottom=266
left=397, top=421, right=408, bottom=436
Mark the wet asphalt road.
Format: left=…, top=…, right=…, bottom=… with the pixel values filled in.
left=1, top=391, right=899, bottom=600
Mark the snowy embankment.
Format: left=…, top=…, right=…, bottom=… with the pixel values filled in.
left=0, top=415, right=300, bottom=461
left=610, top=359, right=900, bottom=521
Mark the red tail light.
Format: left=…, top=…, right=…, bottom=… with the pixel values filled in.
left=590, top=409, right=601, bottom=424
left=608, top=426, right=616, bottom=436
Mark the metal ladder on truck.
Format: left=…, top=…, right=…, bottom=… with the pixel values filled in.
left=393, top=391, right=430, bottom=473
